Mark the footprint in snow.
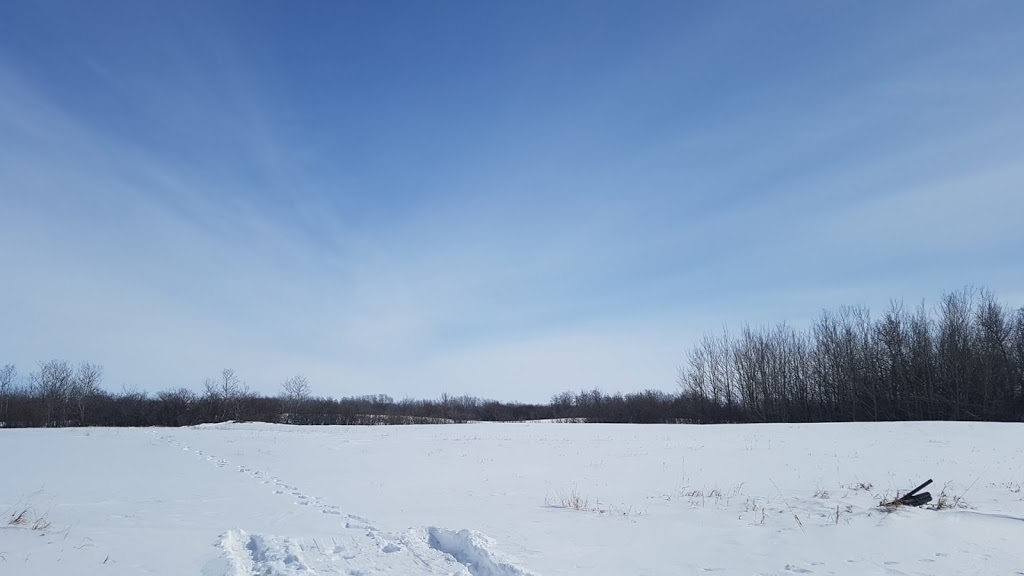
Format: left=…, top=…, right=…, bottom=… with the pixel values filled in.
left=784, top=565, right=812, bottom=573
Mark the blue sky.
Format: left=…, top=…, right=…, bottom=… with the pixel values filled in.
left=2, top=1, right=1022, bottom=401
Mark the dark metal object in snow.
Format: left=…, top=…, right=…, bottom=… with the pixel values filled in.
left=900, top=492, right=933, bottom=507
left=895, top=479, right=933, bottom=507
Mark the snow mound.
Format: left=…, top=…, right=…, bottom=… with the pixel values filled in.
left=426, top=527, right=537, bottom=576
left=215, top=527, right=537, bottom=576
left=220, top=530, right=314, bottom=576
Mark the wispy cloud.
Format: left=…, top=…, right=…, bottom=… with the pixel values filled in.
left=2, top=3, right=1023, bottom=399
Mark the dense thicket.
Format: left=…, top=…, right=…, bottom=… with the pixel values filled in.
left=2, top=288, right=1021, bottom=428
left=679, top=288, right=1024, bottom=423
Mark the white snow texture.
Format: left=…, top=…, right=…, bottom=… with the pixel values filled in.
left=2, top=421, right=1023, bottom=575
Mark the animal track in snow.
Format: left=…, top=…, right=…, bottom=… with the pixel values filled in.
left=151, top=430, right=539, bottom=575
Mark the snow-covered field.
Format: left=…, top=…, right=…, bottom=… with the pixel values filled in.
left=2, top=422, right=1023, bottom=575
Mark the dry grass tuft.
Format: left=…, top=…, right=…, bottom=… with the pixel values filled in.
left=8, top=509, right=29, bottom=526
left=6, top=506, right=51, bottom=532
left=928, top=479, right=979, bottom=511
left=930, top=483, right=972, bottom=511
left=5, top=492, right=53, bottom=533
left=546, top=488, right=598, bottom=512
left=832, top=504, right=854, bottom=525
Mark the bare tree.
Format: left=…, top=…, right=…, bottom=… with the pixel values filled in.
left=71, top=361, right=103, bottom=425
left=0, top=364, right=15, bottom=425
left=33, top=359, right=74, bottom=427
left=974, top=289, right=1013, bottom=419
left=202, top=377, right=219, bottom=399
left=281, top=374, right=311, bottom=414
left=203, top=368, right=247, bottom=421
left=938, top=289, right=975, bottom=419
left=219, top=368, right=242, bottom=399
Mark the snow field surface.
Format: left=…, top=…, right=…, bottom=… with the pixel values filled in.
left=1, top=422, right=1023, bottom=575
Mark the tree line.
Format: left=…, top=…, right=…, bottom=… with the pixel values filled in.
left=0, top=365, right=566, bottom=427
left=2, top=287, right=1021, bottom=428
left=679, top=287, right=1024, bottom=423
left=0, top=361, right=699, bottom=426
